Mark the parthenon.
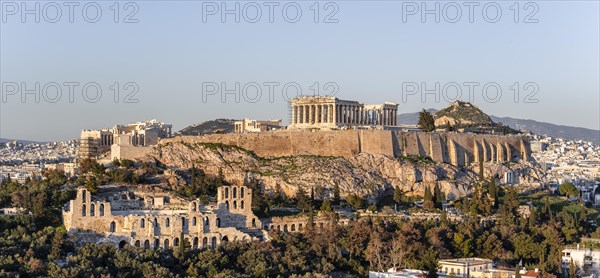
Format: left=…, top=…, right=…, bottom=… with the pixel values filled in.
left=288, top=96, right=398, bottom=129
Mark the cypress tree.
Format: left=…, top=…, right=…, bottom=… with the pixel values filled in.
left=418, top=109, right=436, bottom=131
left=434, top=184, right=443, bottom=209
left=478, top=160, right=484, bottom=182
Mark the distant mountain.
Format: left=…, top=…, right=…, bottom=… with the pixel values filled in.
left=396, top=111, right=600, bottom=145
left=176, top=119, right=235, bottom=136
left=490, top=116, right=600, bottom=145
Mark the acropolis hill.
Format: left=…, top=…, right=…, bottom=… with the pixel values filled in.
left=111, top=99, right=540, bottom=200
left=158, top=130, right=531, bottom=167
left=148, top=130, right=540, bottom=202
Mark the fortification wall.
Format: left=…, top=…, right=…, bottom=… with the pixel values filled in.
left=111, top=145, right=153, bottom=161
left=159, top=130, right=530, bottom=166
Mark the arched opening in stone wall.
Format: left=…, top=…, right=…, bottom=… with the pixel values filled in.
left=154, top=217, right=158, bottom=227
left=216, top=218, right=221, bottom=228
left=154, top=239, right=160, bottom=249
left=109, top=221, right=116, bottom=232
left=233, top=187, right=237, bottom=198
left=166, top=218, right=170, bottom=227
left=284, top=224, right=288, bottom=232
left=192, top=202, right=197, bottom=212
left=181, top=217, right=186, bottom=227
left=193, top=237, right=198, bottom=248
left=211, top=237, right=217, bottom=248
left=203, top=237, right=208, bottom=248
left=192, top=217, right=197, bottom=226
left=251, top=218, right=256, bottom=228
left=82, top=204, right=86, bottom=217
left=225, top=187, right=229, bottom=198
left=233, top=201, right=237, bottom=209
left=204, top=217, right=209, bottom=227
left=241, top=200, right=244, bottom=209
left=277, top=225, right=280, bottom=231
left=90, top=204, right=95, bottom=216
left=118, top=240, right=127, bottom=249
left=134, top=240, right=140, bottom=247
left=164, top=239, right=170, bottom=248
left=241, top=187, right=244, bottom=196
left=99, top=204, right=104, bottom=216
left=140, top=219, right=145, bottom=228
left=144, top=240, right=150, bottom=249
left=291, top=224, right=295, bottom=231
left=82, top=190, right=86, bottom=200
left=222, top=236, right=229, bottom=242
left=174, top=238, right=180, bottom=247
left=299, top=223, right=303, bottom=230
left=225, top=201, right=229, bottom=210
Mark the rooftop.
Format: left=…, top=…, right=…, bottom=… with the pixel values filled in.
left=438, top=258, right=492, bottom=265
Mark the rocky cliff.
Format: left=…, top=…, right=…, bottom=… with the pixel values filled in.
left=434, top=101, right=493, bottom=127
left=148, top=141, right=544, bottom=201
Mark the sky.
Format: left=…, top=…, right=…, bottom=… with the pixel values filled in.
left=1, top=0, right=599, bottom=141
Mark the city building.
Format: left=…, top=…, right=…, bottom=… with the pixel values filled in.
left=372, top=258, right=515, bottom=278
left=562, top=240, right=600, bottom=273
left=234, top=118, right=282, bottom=133
left=288, top=96, right=398, bottom=130
left=437, top=258, right=493, bottom=277
left=369, top=268, right=425, bottom=278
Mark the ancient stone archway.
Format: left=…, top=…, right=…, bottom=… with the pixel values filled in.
left=118, top=240, right=127, bottom=249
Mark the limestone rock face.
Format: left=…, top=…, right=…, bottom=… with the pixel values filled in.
left=148, top=141, right=542, bottom=201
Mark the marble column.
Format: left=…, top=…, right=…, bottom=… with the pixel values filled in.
left=316, top=105, right=320, bottom=123
left=387, top=109, right=391, bottom=125
left=319, top=105, right=323, bottom=124
left=304, top=105, right=309, bottom=124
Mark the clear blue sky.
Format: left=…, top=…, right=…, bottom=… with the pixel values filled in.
left=1, top=0, right=599, bottom=141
